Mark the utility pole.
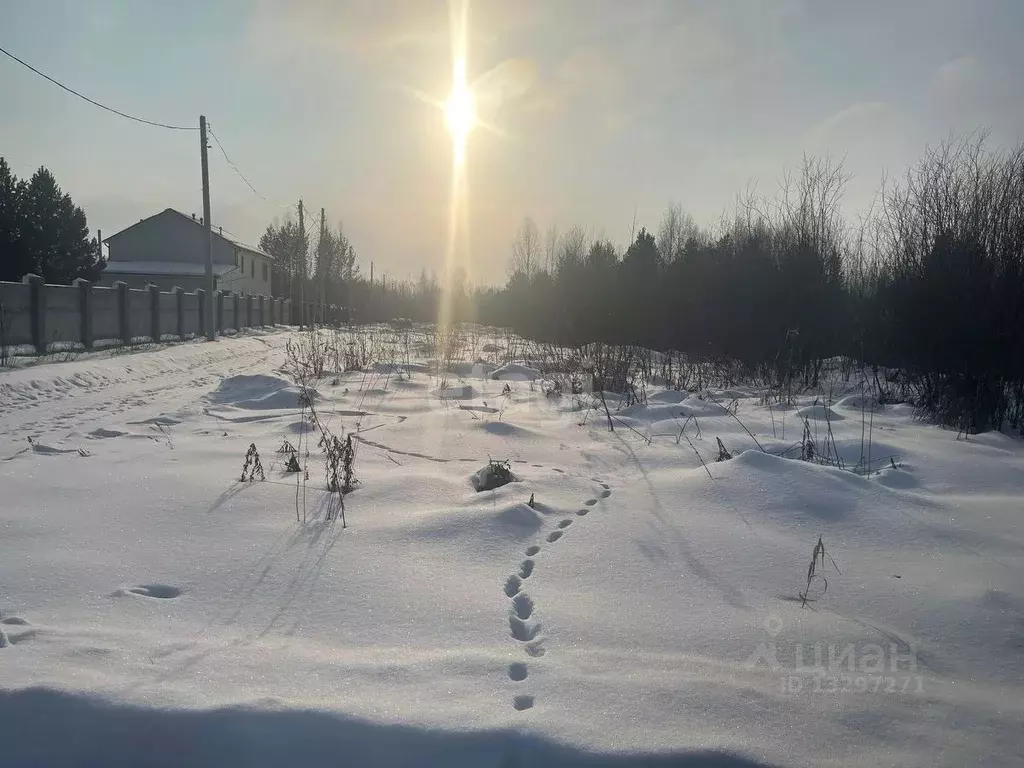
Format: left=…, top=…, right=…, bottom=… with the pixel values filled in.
left=297, top=199, right=305, bottom=329
left=318, top=207, right=326, bottom=322
left=199, top=116, right=214, bottom=341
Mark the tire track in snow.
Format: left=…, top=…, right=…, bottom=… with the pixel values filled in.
left=501, top=474, right=613, bottom=712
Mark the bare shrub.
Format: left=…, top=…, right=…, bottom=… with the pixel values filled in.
left=799, top=535, right=840, bottom=607
left=241, top=443, right=265, bottom=482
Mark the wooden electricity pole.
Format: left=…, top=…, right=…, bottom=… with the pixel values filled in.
left=200, top=115, right=214, bottom=341
left=318, top=207, right=326, bottom=322
left=297, top=199, right=305, bottom=329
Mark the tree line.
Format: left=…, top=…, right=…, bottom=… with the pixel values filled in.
left=258, top=214, right=359, bottom=313
left=334, top=135, right=1024, bottom=434
left=0, top=158, right=101, bottom=284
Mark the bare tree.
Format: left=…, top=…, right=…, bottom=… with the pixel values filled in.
left=657, top=203, right=696, bottom=263
left=556, top=225, right=588, bottom=273
left=544, top=224, right=560, bottom=274
left=508, top=217, right=541, bottom=278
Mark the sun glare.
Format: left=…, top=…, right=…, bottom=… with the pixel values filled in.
left=444, top=57, right=476, bottom=166
left=436, top=0, right=472, bottom=338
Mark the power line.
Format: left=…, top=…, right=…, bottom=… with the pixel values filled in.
left=208, top=127, right=262, bottom=199
left=0, top=44, right=196, bottom=131
left=208, top=125, right=297, bottom=212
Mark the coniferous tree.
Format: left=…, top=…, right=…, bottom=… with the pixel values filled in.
left=0, top=161, right=98, bottom=283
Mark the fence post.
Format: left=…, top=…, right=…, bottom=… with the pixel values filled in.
left=232, top=292, right=240, bottom=331
left=216, top=290, right=224, bottom=334
left=172, top=287, right=184, bottom=340
left=74, top=278, right=93, bottom=351
left=148, top=283, right=161, bottom=342
left=259, top=295, right=265, bottom=327
left=23, top=274, right=46, bottom=355
left=246, top=293, right=253, bottom=328
left=196, top=288, right=206, bottom=339
left=112, top=281, right=130, bottom=346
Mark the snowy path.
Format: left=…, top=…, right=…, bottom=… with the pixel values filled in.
left=2, top=331, right=1023, bottom=766
left=0, top=332, right=290, bottom=455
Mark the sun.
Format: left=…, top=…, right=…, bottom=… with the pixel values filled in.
left=443, top=55, right=476, bottom=165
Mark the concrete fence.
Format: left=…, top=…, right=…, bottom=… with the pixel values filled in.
left=0, top=274, right=294, bottom=355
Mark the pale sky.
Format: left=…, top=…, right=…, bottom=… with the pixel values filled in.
left=3, top=0, right=1023, bottom=284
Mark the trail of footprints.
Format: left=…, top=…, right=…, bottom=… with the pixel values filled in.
left=503, top=476, right=613, bottom=711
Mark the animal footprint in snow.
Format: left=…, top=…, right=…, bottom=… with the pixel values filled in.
left=513, top=694, right=535, bottom=711
left=519, top=559, right=535, bottom=579
left=504, top=574, right=522, bottom=598
left=558, top=519, right=572, bottom=529
left=583, top=499, right=597, bottom=507
left=0, top=621, right=36, bottom=648
left=508, top=662, right=528, bottom=681
left=512, top=593, right=534, bottom=620
left=576, top=508, right=589, bottom=516
left=120, top=584, right=183, bottom=599
left=524, top=640, right=546, bottom=657
left=599, top=489, right=611, bottom=498
left=509, top=615, right=541, bottom=641
left=525, top=545, right=541, bottom=556
left=546, top=530, right=563, bottom=543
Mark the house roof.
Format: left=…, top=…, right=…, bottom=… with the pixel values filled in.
left=104, top=208, right=274, bottom=260
left=102, top=260, right=235, bottom=277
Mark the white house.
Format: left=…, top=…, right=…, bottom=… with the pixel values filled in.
left=101, top=208, right=275, bottom=295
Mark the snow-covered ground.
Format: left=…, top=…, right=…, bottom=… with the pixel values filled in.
left=1, top=329, right=1022, bottom=767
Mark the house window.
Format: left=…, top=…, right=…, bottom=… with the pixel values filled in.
left=240, top=255, right=244, bottom=272
left=262, top=263, right=268, bottom=281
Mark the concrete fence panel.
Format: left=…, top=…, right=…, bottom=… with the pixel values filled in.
left=128, top=288, right=150, bottom=342
left=91, top=285, right=120, bottom=343
left=223, top=293, right=235, bottom=332
left=1, top=276, right=288, bottom=358
left=0, top=280, right=33, bottom=347
left=159, top=290, right=178, bottom=341
left=47, top=283, right=83, bottom=347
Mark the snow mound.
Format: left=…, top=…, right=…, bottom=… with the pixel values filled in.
left=618, top=403, right=687, bottom=422
left=30, top=442, right=84, bottom=456
left=479, top=421, right=531, bottom=437
left=237, top=387, right=318, bottom=410
left=679, top=394, right=728, bottom=416
left=88, top=428, right=129, bottom=439
left=834, top=394, right=883, bottom=411
left=446, top=361, right=497, bottom=378
left=434, top=384, right=478, bottom=400
left=647, top=389, right=688, bottom=404
left=874, top=465, right=921, bottom=490
left=795, top=403, right=844, bottom=421
left=207, top=375, right=318, bottom=410
left=494, top=502, right=544, bottom=531
left=469, top=462, right=518, bottom=492
left=490, top=363, right=541, bottom=381
left=403, top=501, right=545, bottom=546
